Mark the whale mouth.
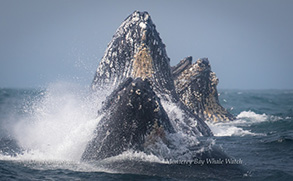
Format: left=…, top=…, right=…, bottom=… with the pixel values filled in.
left=85, top=10, right=234, bottom=161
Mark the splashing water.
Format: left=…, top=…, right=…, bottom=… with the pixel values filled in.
left=0, top=81, right=213, bottom=164
left=9, top=82, right=107, bottom=162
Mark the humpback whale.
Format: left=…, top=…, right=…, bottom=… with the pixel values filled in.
left=172, top=57, right=235, bottom=122
left=83, top=11, right=234, bottom=161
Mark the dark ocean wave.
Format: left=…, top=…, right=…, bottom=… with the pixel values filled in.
left=260, top=135, right=293, bottom=146
left=0, top=159, right=247, bottom=181
left=252, top=169, right=293, bottom=181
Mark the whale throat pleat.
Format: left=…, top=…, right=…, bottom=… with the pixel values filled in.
left=132, top=46, right=154, bottom=80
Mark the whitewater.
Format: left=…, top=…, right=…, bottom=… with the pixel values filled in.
left=0, top=85, right=292, bottom=180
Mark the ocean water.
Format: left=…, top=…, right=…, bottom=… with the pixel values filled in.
left=0, top=83, right=292, bottom=180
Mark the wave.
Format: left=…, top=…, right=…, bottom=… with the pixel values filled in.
left=262, top=136, right=293, bottom=145
left=208, top=111, right=286, bottom=137
left=208, top=123, right=258, bottom=137
left=236, top=111, right=283, bottom=122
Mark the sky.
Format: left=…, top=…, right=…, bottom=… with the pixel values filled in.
left=0, top=0, right=292, bottom=89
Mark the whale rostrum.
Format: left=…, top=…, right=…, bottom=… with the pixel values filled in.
left=85, top=11, right=234, bottom=161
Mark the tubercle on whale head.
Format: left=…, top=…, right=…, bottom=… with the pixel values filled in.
left=195, top=58, right=211, bottom=72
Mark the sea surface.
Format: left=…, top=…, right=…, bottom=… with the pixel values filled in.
left=0, top=84, right=292, bottom=180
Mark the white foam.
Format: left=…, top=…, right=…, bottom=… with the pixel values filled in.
left=208, top=122, right=258, bottom=137
left=103, top=131, right=213, bottom=164
left=104, top=150, right=167, bottom=164
left=236, top=110, right=282, bottom=122
left=0, top=154, right=113, bottom=173
left=208, top=111, right=283, bottom=137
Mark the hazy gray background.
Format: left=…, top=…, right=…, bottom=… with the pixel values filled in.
left=1, top=0, right=292, bottom=89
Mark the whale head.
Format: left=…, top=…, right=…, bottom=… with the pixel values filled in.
left=92, top=11, right=176, bottom=98
left=173, top=57, right=234, bottom=122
